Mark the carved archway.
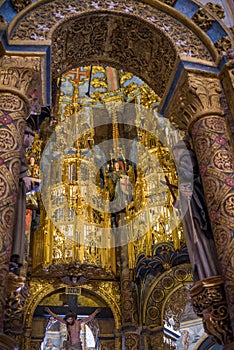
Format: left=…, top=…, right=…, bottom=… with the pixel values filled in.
left=8, top=0, right=228, bottom=101
left=22, top=279, right=121, bottom=349
left=142, top=263, right=193, bottom=328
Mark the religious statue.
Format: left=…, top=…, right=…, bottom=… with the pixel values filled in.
left=102, top=160, right=133, bottom=227
left=11, top=125, right=35, bottom=272
left=45, top=307, right=100, bottom=350
left=172, top=140, right=221, bottom=281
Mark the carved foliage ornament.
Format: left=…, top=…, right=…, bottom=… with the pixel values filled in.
left=51, top=11, right=176, bottom=96
left=10, top=0, right=32, bottom=13
left=10, top=0, right=213, bottom=62
left=192, top=7, right=215, bottom=31
left=0, top=56, right=41, bottom=98
left=165, top=73, right=223, bottom=131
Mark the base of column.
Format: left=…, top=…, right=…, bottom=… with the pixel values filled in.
left=190, top=276, right=233, bottom=345
left=0, top=333, right=18, bottom=350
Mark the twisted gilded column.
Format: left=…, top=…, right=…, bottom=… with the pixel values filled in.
left=164, top=70, right=234, bottom=345
left=0, top=56, right=41, bottom=339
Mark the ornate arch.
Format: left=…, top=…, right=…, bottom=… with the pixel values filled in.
left=142, top=263, right=193, bottom=329
left=23, top=279, right=121, bottom=331
left=5, top=0, right=232, bottom=108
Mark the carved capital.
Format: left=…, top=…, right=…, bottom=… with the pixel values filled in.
left=190, top=276, right=233, bottom=345
left=0, top=56, right=41, bottom=107
left=165, top=71, right=224, bottom=131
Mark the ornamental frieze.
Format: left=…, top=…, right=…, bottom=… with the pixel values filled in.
left=32, top=260, right=116, bottom=280
left=9, top=0, right=213, bottom=63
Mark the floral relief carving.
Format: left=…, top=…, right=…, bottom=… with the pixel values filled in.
left=51, top=12, right=176, bottom=96
left=191, top=115, right=234, bottom=336
left=0, top=57, right=42, bottom=109
left=192, top=8, right=214, bottom=31
left=0, top=92, right=29, bottom=333
left=215, top=36, right=232, bottom=56
left=205, top=3, right=225, bottom=20
left=165, top=73, right=223, bottom=131
left=10, top=0, right=213, bottom=64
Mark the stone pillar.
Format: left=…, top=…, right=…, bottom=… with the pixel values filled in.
left=0, top=56, right=41, bottom=336
left=0, top=91, right=29, bottom=331
left=164, top=71, right=234, bottom=344
left=190, top=113, right=234, bottom=342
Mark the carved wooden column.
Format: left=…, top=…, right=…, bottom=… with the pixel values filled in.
left=0, top=56, right=41, bottom=341
left=164, top=71, right=234, bottom=346
left=120, top=245, right=140, bottom=350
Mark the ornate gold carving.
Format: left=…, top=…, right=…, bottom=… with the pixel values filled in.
left=190, top=276, right=233, bottom=345
left=22, top=278, right=122, bottom=348
left=51, top=12, right=176, bottom=96
left=215, top=36, right=232, bottom=56
left=192, top=115, right=234, bottom=257
left=205, top=3, right=225, bottom=20
left=164, top=72, right=223, bottom=131
left=0, top=92, right=29, bottom=332
left=149, top=331, right=176, bottom=350
left=98, top=339, right=116, bottom=349
left=4, top=273, right=29, bottom=339
left=164, top=285, right=190, bottom=332
left=191, top=114, right=234, bottom=335
left=192, top=8, right=214, bottom=31
left=143, top=264, right=192, bottom=328
left=10, top=0, right=213, bottom=64
left=158, top=0, right=176, bottom=6
left=10, top=0, right=32, bottom=13
left=32, top=260, right=115, bottom=280
left=123, top=332, right=139, bottom=350
left=0, top=334, right=18, bottom=350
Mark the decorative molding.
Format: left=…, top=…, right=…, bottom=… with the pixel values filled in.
left=32, top=260, right=116, bottom=280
